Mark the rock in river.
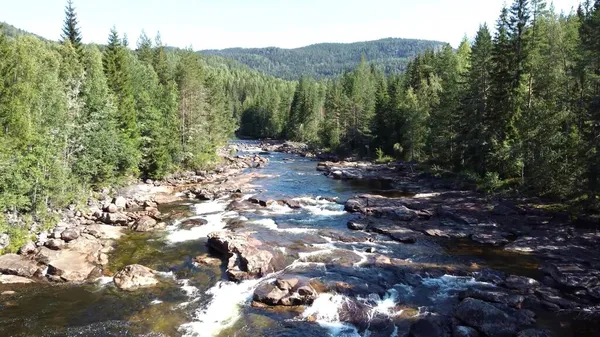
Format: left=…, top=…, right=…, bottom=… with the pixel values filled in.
left=113, top=264, right=159, bottom=291
left=253, top=275, right=318, bottom=306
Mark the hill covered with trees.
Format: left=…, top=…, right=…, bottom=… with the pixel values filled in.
left=242, top=0, right=600, bottom=207
left=200, top=38, right=446, bottom=80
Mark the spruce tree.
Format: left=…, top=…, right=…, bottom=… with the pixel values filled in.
left=60, top=0, right=83, bottom=53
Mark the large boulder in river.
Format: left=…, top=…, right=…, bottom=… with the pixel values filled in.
left=46, top=250, right=98, bottom=282
left=131, top=215, right=165, bottom=232
left=113, top=264, right=159, bottom=291
left=100, top=212, right=129, bottom=225
left=0, top=253, right=41, bottom=277
left=208, top=231, right=275, bottom=281
left=253, top=275, right=318, bottom=306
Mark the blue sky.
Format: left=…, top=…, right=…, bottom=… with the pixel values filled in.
left=1, top=0, right=582, bottom=50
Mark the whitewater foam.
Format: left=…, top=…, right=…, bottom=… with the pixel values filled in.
left=179, top=278, right=264, bottom=337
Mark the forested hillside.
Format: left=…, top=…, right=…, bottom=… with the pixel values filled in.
left=244, top=0, right=600, bottom=206
left=0, top=1, right=294, bottom=247
left=201, top=38, right=446, bottom=80
left=0, top=21, right=45, bottom=40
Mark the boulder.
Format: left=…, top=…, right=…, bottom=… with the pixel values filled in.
left=46, top=250, right=97, bottom=282
left=18, top=241, right=37, bottom=255
left=208, top=232, right=275, bottom=281
left=504, top=275, right=540, bottom=292
left=181, top=218, right=208, bottom=230
left=113, top=196, right=127, bottom=209
left=0, top=254, right=40, bottom=277
left=347, top=220, right=367, bottom=231
left=84, top=224, right=124, bottom=240
left=193, top=255, right=222, bottom=266
left=541, top=262, right=599, bottom=290
left=253, top=275, right=318, bottom=306
left=61, top=228, right=80, bottom=242
left=0, top=274, right=35, bottom=284
left=153, top=193, right=183, bottom=205
left=113, top=264, right=159, bottom=291
left=408, top=314, right=451, bottom=337
left=460, top=288, right=524, bottom=309
left=283, top=199, right=302, bottom=209
left=100, top=212, right=129, bottom=226
left=104, top=203, right=119, bottom=213
left=131, top=216, right=165, bottom=232
left=455, top=298, right=521, bottom=337
left=45, top=238, right=66, bottom=250
left=471, top=233, right=509, bottom=246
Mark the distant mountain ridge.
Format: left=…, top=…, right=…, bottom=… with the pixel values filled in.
left=200, top=37, right=447, bottom=80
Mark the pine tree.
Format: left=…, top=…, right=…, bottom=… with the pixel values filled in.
left=60, top=0, right=83, bottom=53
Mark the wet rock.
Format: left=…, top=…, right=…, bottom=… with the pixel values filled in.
left=181, top=218, right=208, bottom=230
left=253, top=282, right=288, bottom=305
left=504, top=275, right=540, bottom=292
left=193, top=254, right=222, bottom=266
left=143, top=200, right=157, bottom=208
left=113, top=264, right=159, bottom=291
left=347, top=220, right=367, bottom=231
left=60, top=228, right=80, bottom=242
left=46, top=250, right=97, bottom=282
left=517, top=329, right=552, bottom=337
left=18, top=241, right=37, bottom=255
left=131, top=215, right=165, bottom=232
left=437, top=206, right=479, bottom=225
left=0, top=274, right=35, bottom=284
left=452, top=325, right=480, bottom=337
left=369, top=222, right=421, bottom=243
left=460, top=288, right=524, bottom=309
left=45, top=238, right=66, bottom=250
left=283, top=199, right=302, bottom=209
left=408, top=314, right=451, bottom=337
left=455, top=298, right=521, bottom=337
left=208, top=231, right=275, bottom=281
left=541, top=262, right=599, bottom=291
left=365, top=247, right=376, bottom=253
left=534, top=287, right=577, bottom=309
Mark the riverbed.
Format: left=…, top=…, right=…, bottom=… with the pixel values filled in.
left=0, top=141, right=596, bottom=337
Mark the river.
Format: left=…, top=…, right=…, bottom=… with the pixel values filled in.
left=0, top=141, right=592, bottom=336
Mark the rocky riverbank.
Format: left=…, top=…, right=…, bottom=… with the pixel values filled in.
left=0, top=151, right=269, bottom=288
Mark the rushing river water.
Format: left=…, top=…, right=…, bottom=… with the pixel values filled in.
left=0, top=142, right=591, bottom=337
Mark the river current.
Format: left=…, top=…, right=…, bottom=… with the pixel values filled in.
left=0, top=141, right=584, bottom=336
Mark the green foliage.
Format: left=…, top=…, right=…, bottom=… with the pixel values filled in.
left=202, top=38, right=446, bottom=80
left=375, top=148, right=394, bottom=164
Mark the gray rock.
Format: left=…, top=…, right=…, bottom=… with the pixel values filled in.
left=505, top=275, right=540, bottom=292
left=253, top=275, right=318, bottom=306
left=0, top=233, right=9, bottom=250
left=0, top=274, right=35, bottom=284
left=18, top=241, right=37, bottom=255
left=517, top=329, right=552, bottom=337
left=113, top=264, right=159, bottom=291
left=113, top=196, right=127, bottom=209
left=131, top=216, right=164, bottom=232
left=471, top=233, right=509, bottom=246
left=347, top=220, right=367, bottom=230
left=100, top=212, right=129, bottom=225
left=61, top=228, right=80, bottom=242
left=408, top=314, right=451, bottom=337
left=461, top=288, right=524, bottom=309
left=208, top=232, right=275, bottom=281
left=455, top=298, right=520, bottom=337
left=46, top=250, right=98, bottom=283
left=45, top=238, right=66, bottom=250
left=105, top=203, right=119, bottom=213
left=0, top=254, right=40, bottom=277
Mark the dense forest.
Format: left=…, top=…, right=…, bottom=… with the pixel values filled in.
left=0, top=1, right=296, bottom=248
left=1, top=0, right=600, bottom=251
left=201, top=38, right=446, bottom=80
left=245, top=0, right=600, bottom=205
